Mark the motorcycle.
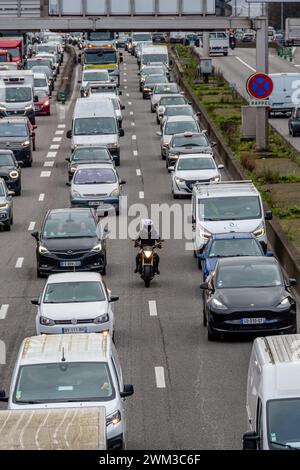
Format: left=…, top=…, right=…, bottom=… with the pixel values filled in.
left=134, top=241, right=162, bottom=288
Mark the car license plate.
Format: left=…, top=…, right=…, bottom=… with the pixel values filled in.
left=241, top=318, right=266, bottom=325
left=88, top=201, right=103, bottom=206
left=60, top=261, right=81, bottom=267
left=62, top=327, right=87, bottom=334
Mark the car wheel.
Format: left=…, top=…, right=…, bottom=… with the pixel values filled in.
left=203, top=306, right=207, bottom=327
left=101, top=264, right=106, bottom=275
left=33, top=142, right=36, bottom=151
left=4, top=221, right=11, bottom=231
left=156, top=116, right=160, bottom=125
left=15, top=186, right=21, bottom=196
left=115, top=157, right=120, bottom=167
left=197, top=257, right=202, bottom=270
left=27, top=159, right=32, bottom=168
left=173, top=191, right=179, bottom=199
left=143, top=94, right=146, bottom=99
left=112, top=331, right=115, bottom=343
left=161, top=151, right=166, bottom=160
left=207, top=323, right=218, bottom=341
left=292, top=128, right=297, bottom=137
left=151, top=105, right=155, bottom=113
left=37, top=266, right=43, bottom=278
left=10, top=214, right=13, bottom=225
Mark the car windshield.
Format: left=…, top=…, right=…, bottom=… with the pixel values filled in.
left=200, top=196, right=262, bottom=221
left=145, top=75, right=167, bottom=85
left=74, top=168, right=116, bottom=185
left=143, top=67, right=165, bottom=76
left=1, top=87, right=32, bottom=103
left=165, top=121, right=198, bottom=135
left=27, top=59, right=52, bottom=69
left=84, top=50, right=117, bottom=65
left=74, top=118, right=116, bottom=136
left=208, top=238, right=263, bottom=258
left=13, top=362, right=115, bottom=403
left=0, top=123, right=27, bottom=137
left=160, top=96, right=186, bottom=106
left=133, top=33, right=152, bottom=42
left=172, top=135, right=209, bottom=147
left=34, top=78, right=47, bottom=87
left=90, top=85, right=117, bottom=94
left=43, top=212, right=97, bottom=239
left=177, top=157, right=215, bottom=170
left=0, top=153, right=14, bottom=166
left=8, top=48, right=19, bottom=58
left=267, top=399, right=300, bottom=450
left=83, top=72, right=109, bottom=82
left=166, top=107, right=193, bottom=117
left=143, top=54, right=168, bottom=65
left=34, top=89, right=48, bottom=99
left=43, top=281, right=105, bottom=303
left=31, top=66, right=51, bottom=78
left=72, top=148, right=110, bottom=162
left=88, top=32, right=114, bottom=41
left=216, top=263, right=282, bottom=288
left=155, top=84, right=178, bottom=94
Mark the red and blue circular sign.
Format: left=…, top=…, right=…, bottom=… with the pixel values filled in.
left=246, top=73, right=273, bottom=99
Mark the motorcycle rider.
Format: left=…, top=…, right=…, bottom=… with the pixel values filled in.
left=134, top=219, right=162, bottom=274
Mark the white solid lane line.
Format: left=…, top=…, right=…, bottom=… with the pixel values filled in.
left=136, top=169, right=141, bottom=176
left=40, top=171, right=51, bottom=177
left=28, top=221, right=36, bottom=231
left=139, top=191, right=144, bottom=199
left=133, top=150, right=138, bottom=157
left=148, top=300, right=157, bottom=317
left=15, top=257, right=24, bottom=269
left=38, top=193, right=45, bottom=201
left=50, top=145, right=60, bottom=150
left=235, top=56, right=256, bottom=72
left=155, top=367, right=166, bottom=388
left=44, top=161, right=54, bottom=167
left=53, top=137, right=62, bottom=142
left=0, top=304, right=9, bottom=320
left=47, top=152, right=57, bottom=158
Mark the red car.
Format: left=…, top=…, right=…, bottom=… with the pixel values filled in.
left=34, top=89, right=51, bottom=116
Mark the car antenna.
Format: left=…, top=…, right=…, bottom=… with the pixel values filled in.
left=61, top=347, right=66, bottom=362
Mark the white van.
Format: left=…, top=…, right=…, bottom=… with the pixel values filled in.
left=191, top=181, right=272, bottom=255
left=269, top=73, right=300, bottom=116
left=0, top=70, right=37, bottom=124
left=0, top=333, right=134, bottom=450
left=67, top=98, right=124, bottom=166
left=140, top=45, right=169, bottom=69
left=243, top=334, right=300, bottom=450
left=33, top=72, right=50, bottom=95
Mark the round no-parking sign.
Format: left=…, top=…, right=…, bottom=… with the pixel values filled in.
left=246, top=73, right=274, bottom=99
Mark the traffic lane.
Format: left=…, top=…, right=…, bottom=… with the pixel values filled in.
left=119, top=51, right=250, bottom=449
left=210, top=50, right=300, bottom=152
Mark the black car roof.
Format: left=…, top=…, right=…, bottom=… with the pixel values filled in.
left=217, top=256, right=277, bottom=267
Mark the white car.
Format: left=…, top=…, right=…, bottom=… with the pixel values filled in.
left=158, top=115, right=201, bottom=159
left=155, top=94, right=189, bottom=124
left=90, top=93, right=125, bottom=128
left=150, top=83, right=182, bottom=112
left=171, top=154, right=223, bottom=198
left=80, top=69, right=110, bottom=97
left=33, top=272, right=117, bottom=337
left=33, top=72, right=50, bottom=96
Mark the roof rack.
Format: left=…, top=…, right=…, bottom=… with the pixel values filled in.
left=193, top=180, right=257, bottom=196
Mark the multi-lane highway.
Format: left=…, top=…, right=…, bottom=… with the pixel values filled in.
left=0, top=47, right=260, bottom=450
left=206, top=46, right=300, bottom=151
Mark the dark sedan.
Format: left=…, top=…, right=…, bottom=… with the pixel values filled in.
left=0, top=150, right=22, bottom=195
left=31, top=208, right=107, bottom=277
left=288, top=107, right=300, bottom=137
left=66, top=146, right=114, bottom=181
left=0, top=118, right=36, bottom=167
left=200, top=257, right=297, bottom=341
left=166, top=132, right=215, bottom=170
left=142, top=75, right=168, bottom=99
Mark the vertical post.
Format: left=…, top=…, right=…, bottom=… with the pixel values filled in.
left=17, top=0, right=21, bottom=17
left=255, top=17, right=269, bottom=150
left=281, top=2, right=284, bottom=33
left=202, top=32, right=210, bottom=57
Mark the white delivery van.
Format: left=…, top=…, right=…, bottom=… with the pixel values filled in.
left=0, top=333, right=134, bottom=450
left=67, top=97, right=124, bottom=166
left=0, top=70, right=37, bottom=124
left=209, top=32, right=229, bottom=56
left=243, top=334, right=300, bottom=450
left=140, top=45, right=169, bottom=68
left=191, top=181, right=272, bottom=255
left=268, top=73, right=300, bottom=116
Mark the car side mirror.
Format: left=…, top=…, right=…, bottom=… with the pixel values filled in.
left=197, top=253, right=206, bottom=260
left=31, top=231, right=39, bottom=241
left=109, top=295, right=119, bottom=303
left=66, top=182, right=71, bottom=187
left=78, top=80, right=81, bottom=84
left=266, top=250, right=273, bottom=257
left=120, top=384, right=134, bottom=398
left=31, top=298, right=40, bottom=306
left=120, top=180, right=126, bottom=185
left=17, top=161, right=23, bottom=167
left=200, top=282, right=209, bottom=290
left=211, top=141, right=217, bottom=147
left=137, top=71, right=140, bottom=75
left=66, top=130, right=72, bottom=139
left=121, top=105, right=125, bottom=110
left=0, top=390, right=8, bottom=403
left=288, top=278, right=297, bottom=287
left=119, top=90, right=122, bottom=95
left=265, top=211, right=273, bottom=220
left=34, top=95, right=39, bottom=103
left=33, top=125, right=38, bottom=130
left=243, top=431, right=259, bottom=450
left=119, top=129, right=125, bottom=137
left=65, top=157, right=70, bottom=162
left=217, top=164, right=224, bottom=170
left=7, top=190, right=15, bottom=197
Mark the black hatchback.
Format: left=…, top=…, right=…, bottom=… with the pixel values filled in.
left=200, top=256, right=297, bottom=341
left=31, top=208, right=107, bottom=277
left=0, top=150, right=22, bottom=195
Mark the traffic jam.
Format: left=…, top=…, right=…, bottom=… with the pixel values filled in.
left=0, top=28, right=299, bottom=452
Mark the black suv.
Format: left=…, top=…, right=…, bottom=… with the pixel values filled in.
left=32, top=208, right=107, bottom=277
left=0, top=118, right=34, bottom=167
left=0, top=150, right=22, bottom=195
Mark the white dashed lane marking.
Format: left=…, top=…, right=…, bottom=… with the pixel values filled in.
left=132, top=135, right=136, bottom=141
left=40, top=171, right=51, bottom=177
left=133, top=150, right=138, bottom=157
left=44, top=161, right=54, bottom=167
left=15, top=257, right=24, bottom=269
left=139, top=191, right=144, bottom=199
left=47, top=152, right=57, bottom=158
left=28, top=221, right=36, bottom=231
left=155, top=367, right=166, bottom=388
left=148, top=300, right=157, bottom=317
left=136, top=169, right=141, bottom=176
left=38, top=193, right=45, bottom=201
left=50, top=145, right=60, bottom=150
left=0, top=305, right=9, bottom=320
left=52, top=137, right=62, bottom=142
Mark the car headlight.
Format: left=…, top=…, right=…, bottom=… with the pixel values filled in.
left=71, top=190, right=81, bottom=198
left=0, top=203, right=9, bottom=209
left=144, top=87, right=151, bottom=92
left=70, top=166, right=77, bottom=173
left=110, top=188, right=120, bottom=197
left=40, top=316, right=55, bottom=326
left=44, top=100, right=50, bottom=106
left=93, top=313, right=109, bottom=324
left=21, top=140, right=30, bottom=147
left=175, top=177, right=185, bottom=184
left=9, top=170, right=19, bottom=179
left=199, top=226, right=212, bottom=240
left=211, top=176, right=220, bottom=182
left=0, top=106, right=6, bottom=112
left=106, top=410, right=121, bottom=427
left=144, top=250, right=152, bottom=259
left=91, top=243, right=102, bottom=252
left=24, top=105, right=33, bottom=111
left=169, top=153, right=178, bottom=159
left=211, top=298, right=227, bottom=310
left=277, top=297, right=290, bottom=308
left=253, top=223, right=265, bottom=238
left=109, top=143, right=119, bottom=149
left=162, top=143, right=169, bottom=148
left=38, top=245, right=49, bottom=254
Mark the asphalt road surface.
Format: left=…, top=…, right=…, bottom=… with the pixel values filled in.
left=0, top=49, right=275, bottom=450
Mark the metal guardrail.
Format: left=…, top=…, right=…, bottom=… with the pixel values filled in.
left=0, top=0, right=40, bottom=16
left=169, top=46, right=300, bottom=291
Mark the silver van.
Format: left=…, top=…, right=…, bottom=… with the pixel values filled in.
left=67, top=98, right=124, bottom=166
